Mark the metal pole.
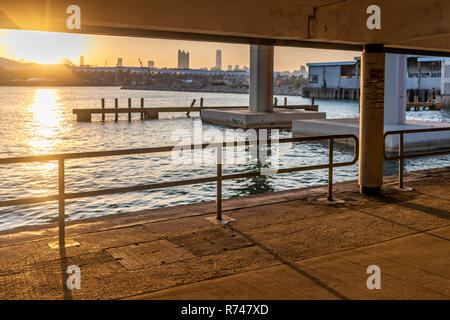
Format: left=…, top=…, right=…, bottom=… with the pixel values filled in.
left=128, top=98, right=132, bottom=122
left=58, top=159, right=66, bottom=248
left=328, top=139, right=334, bottom=201
left=141, top=98, right=144, bottom=120
left=115, top=98, right=118, bottom=123
left=101, top=98, right=105, bottom=122
left=216, top=145, right=222, bottom=221
left=399, top=133, right=404, bottom=188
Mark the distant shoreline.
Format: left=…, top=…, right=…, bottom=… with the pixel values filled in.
left=120, top=85, right=305, bottom=97
left=0, top=83, right=306, bottom=97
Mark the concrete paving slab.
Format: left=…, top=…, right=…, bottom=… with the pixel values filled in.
left=106, top=239, right=196, bottom=270
left=0, top=167, right=448, bottom=299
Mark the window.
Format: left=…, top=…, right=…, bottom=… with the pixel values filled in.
left=309, top=75, right=319, bottom=84
left=340, top=65, right=357, bottom=79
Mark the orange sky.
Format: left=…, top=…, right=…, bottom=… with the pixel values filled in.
left=0, top=29, right=360, bottom=71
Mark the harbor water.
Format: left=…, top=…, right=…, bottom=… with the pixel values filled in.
left=0, top=86, right=449, bottom=231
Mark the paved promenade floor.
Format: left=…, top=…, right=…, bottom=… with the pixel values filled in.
left=0, top=167, right=449, bottom=300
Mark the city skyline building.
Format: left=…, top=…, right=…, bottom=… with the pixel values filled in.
left=178, top=50, right=190, bottom=69
left=215, top=49, right=222, bottom=70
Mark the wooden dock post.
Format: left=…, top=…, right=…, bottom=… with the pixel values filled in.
left=140, top=98, right=144, bottom=120
left=128, top=98, right=132, bottom=122
left=200, top=97, right=204, bottom=108
left=101, top=98, right=105, bottom=122
left=115, top=98, right=118, bottom=122
left=284, top=97, right=287, bottom=106
left=186, top=99, right=196, bottom=117
left=312, top=97, right=315, bottom=105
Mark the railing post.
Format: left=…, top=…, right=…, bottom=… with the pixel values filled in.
left=399, top=133, right=404, bottom=188
left=216, top=144, right=222, bottom=221
left=328, top=139, right=334, bottom=201
left=101, top=98, right=105, bottom=122
left=58, top=159, right=66, bottom=248
left=140, top=98, right=144, bottom=120
left=284, top=97, right=287, bottom=106
left=115, top=98, right=119, bottom=123
left=128, top=98, right=132, bottom=122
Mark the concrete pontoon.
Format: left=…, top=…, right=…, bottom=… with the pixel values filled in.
left=201, top=108, right=326, bottom=128
left=293, top=118, right=450, bottom=153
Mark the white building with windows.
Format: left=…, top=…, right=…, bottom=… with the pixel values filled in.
left=306, top=56, right=449, bottom=101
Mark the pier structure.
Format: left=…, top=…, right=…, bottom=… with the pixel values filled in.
left=1, top=0, right=450, bottom=300
left=72, top=99, right=319, bottom=123
left=293, top=52, right=450, bottom=163
left=201, top=45, right=326, bottom=128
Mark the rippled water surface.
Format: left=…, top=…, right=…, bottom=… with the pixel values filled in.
left=0, top=86, right=449, bottom=231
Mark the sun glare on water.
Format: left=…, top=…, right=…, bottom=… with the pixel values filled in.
left=28, top=89, right=63, bottom=153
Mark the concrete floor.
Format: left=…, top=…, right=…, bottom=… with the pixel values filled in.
left=0, top=168, right=449, bottom=300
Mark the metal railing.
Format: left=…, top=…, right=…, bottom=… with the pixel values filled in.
left=384, top=127, right=450, bottom=188
left=0, top=134, right=358, bottom=241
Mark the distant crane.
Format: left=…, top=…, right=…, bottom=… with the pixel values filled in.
left=138, top=59, right=151, bottom=76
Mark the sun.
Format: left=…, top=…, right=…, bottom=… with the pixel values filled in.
left=0, top=29, right=87, bottom=64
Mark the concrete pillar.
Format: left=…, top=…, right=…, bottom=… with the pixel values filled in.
left=359, top=44, right=385, bottom=195
left=249, top=45, right=274, bottom=112
left=384, top=54, right=407, bottom=125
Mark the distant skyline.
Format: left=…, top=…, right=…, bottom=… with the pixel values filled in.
left=0, top=29, right=360, bottom=72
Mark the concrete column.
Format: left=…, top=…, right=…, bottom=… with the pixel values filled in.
left=359, top=44, right=385, bottom=195
left=384, top=54, right=406, bottom=125
left=249, top=45, right=274, bottom=112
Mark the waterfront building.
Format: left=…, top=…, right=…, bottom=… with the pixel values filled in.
left=306, top=56, right=450, bottom=101
left=148, top=60, right=154, bottom=69
left=79, top=56, right=85, bottom=67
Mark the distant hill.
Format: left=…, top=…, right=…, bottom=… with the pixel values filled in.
left=59, top=58, right=75, bottom=67
left=0, top=57, right=25, bottom=70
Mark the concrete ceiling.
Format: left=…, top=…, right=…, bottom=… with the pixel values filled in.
left=1, top=0, right=449, bottom=55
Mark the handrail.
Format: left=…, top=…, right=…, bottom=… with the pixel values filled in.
left=383, top=127, right=450, bottom=188
left=0, top=134, right=358, bottom=240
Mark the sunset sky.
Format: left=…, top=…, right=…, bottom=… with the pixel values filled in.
left=0, top=29, right=360, bottom=71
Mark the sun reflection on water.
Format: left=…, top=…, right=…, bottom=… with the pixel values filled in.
left=26, top=89, right=64, bottom=172
left=28, top=89, right=62, bottom=154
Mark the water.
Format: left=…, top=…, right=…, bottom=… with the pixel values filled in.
left=0, top=86, right=449, bottom=231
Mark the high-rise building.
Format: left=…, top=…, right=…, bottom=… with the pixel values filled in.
left=79, top=56, right=84, bottom=67
left=228, top=65, right=232, bottom=71
left=116, top=57, right=123, bottom=67
left=178, top=50, right=190, bottom=69
left=148, top=60, right=155, bottom=69
left=215, top=50, right=222, bottom=70
left=234, top=65, right=240, bottom=71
